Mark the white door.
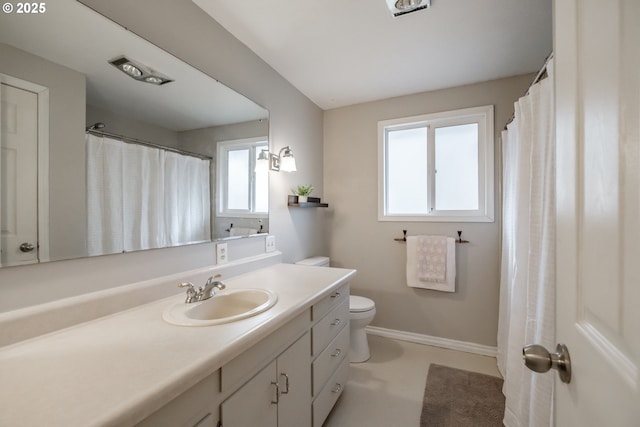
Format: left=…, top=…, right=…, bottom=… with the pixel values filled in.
left=554, top=0, right=640, bottom=425
left=0, top=83, right=39, bottom=266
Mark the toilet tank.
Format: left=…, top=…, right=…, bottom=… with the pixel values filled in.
left=295, top=256, right=330, bottom=267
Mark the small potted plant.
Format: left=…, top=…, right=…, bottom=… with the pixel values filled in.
left=292, top=184, right=313, bottom=203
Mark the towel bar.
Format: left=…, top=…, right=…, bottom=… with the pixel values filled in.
left=393, top=230, right=469, bottom=243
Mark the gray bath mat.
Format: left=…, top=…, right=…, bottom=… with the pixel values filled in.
left=420, top=364, right=505, bottom=427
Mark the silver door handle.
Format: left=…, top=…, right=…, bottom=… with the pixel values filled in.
left=19, top=243, right=35, bottom=252
left=522, top=343, right=572, bottom=384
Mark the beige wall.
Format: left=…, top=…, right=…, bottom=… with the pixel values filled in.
left=86, top=104, right=180, bottom=148
left=324, top=75, right=532, bottom=346
left=0, top=43, right=87, bottom=262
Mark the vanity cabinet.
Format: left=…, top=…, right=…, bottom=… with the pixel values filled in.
left=221, top=332, right=311, bottom=427
left=138, top=283, right=351, bottom=427
left=220, top=283, right=351, bottom=427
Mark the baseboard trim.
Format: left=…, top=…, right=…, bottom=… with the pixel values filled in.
left=366, top=326, right=497, bottom=357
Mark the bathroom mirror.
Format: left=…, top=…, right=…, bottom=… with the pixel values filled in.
left=0, top=0, right=269, bottom=268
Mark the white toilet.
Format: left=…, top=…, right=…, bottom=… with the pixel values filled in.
left=295, top=257, right=376, bottom=363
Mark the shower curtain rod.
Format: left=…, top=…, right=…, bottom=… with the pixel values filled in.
left=86, top=129, right=212, bottom=160
left=503, top=52, right=554, bottom=130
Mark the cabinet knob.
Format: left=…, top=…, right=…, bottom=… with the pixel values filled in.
left=332, top=383, right=343, bottom=394
left=330, top=318, right=341, bottom=326
left=331, top=349, right=342, bottom=358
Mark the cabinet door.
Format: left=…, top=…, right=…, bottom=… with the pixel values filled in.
left=221, top=360, right=278, bottom=427
left=277, top=332, right=311, bottom=427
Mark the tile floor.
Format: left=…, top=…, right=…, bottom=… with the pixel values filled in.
left=324, top=334, right=502, bottom=427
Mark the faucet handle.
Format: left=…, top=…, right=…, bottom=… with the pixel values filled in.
left=178, top=282, right=197, bottom=303
left=178, top=281, right=195, bottom=290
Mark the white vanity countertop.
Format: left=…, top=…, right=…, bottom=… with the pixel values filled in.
left=0, top=263, right=356, bottom=427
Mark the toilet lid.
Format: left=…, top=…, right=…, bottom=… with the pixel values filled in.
left=350, top=295, right=375, bottom=312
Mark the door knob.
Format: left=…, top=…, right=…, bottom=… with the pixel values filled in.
left=19, top=243, right=35, bottom=252
left=522, top=343, right=572, bottom=383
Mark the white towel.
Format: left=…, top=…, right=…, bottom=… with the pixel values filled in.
left=230, top=227, right=258, bottom=236
left=406, top=236, right=456, bottom=292
left=415, top=235, right=448, bottom=282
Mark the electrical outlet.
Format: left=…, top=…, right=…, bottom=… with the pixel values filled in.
left=216, top=242, right=228, bottom=264
left=265, top=235, right=276, bottom=253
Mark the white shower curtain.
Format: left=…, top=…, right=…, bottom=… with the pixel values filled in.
left=122, top=142, right=167, bottom=251
left=497, top=59, right=555, bottom=427
left=164, top=151, right=211, bottom=246
left=87, top=135, right=124, bottom=256
left=87, top=134, right=211, bottom=255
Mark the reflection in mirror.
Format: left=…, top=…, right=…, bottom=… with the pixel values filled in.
left=0, top=0, right=269, bottom=268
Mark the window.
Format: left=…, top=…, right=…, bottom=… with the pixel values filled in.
left=217, top=137, right=268, bottom=217
left=378, top=105, right=494, bottom=222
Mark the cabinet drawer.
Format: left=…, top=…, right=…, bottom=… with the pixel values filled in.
left=311, top=283, right=349, bottom=322
left=312, top=357, right=349, bottom=427
left=312, top=324, right=349, bottom=396
left=311, top=297, right=349, bottom=357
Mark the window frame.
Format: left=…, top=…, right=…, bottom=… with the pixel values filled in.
left=377, top=105, right=494, bottom=222
left=217, top=137, right=269, bottom=218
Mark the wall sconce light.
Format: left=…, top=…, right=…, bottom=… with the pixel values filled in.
left=255, top=146, right=297, bottom=172
left=109, top=56, right=174, bottom=85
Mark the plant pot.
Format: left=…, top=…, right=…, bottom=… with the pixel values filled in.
left=298, top=196, right=308, bottom=203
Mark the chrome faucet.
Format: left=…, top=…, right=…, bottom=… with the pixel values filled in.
left=198, top=276, right=226, bottom=301
left=178, top=277, right=226, bottom=303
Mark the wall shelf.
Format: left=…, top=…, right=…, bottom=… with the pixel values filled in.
left=287, top=195, right=328, bottom=207
left=288, top=201, right=329, bottom=208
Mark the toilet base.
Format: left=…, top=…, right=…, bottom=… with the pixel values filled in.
left=350, top=326, right=371, bottom=363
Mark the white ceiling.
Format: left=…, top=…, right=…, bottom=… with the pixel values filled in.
left=192, top=0, right=553, bottom=110
left=0, top=0, right=268, bottom=131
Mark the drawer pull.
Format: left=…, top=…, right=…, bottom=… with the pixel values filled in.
left=331, top=349, right=342, bottom=358
left=330, top=292, right=341, bottom=299
left=330, top=318, right=341, bottom=326
left=332, top=383, right=343, bottom=394
left=280, top=372, right=290, bottom=394
left=270, top=381, right=280, bottom=404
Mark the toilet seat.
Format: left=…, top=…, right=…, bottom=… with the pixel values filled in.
left=350, top=295, right=375, bottom=312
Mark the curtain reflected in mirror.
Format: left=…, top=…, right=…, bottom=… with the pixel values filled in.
left=0, top=0, right=269, bottom=268
left=86, top=134, right=211, bottom=256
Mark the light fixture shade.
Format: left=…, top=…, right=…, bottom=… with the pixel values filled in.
left=255, top=149, right=270, bottom=173
left=280, top=156, right=297, bottom=172
left=255, top=156, right=269, bottom=173
left=279, top=146, right=297, bottom=172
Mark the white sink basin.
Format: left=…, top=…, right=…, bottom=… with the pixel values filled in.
left=163, top=288, right=278, bottom=326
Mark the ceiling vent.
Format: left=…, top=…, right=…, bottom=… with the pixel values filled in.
left=386, top=0, right=431, bottom=17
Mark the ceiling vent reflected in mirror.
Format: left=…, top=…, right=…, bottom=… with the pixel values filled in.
left=109, top=56, right=174, bottom=85
left=386, top=0, right=431, bottom=17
